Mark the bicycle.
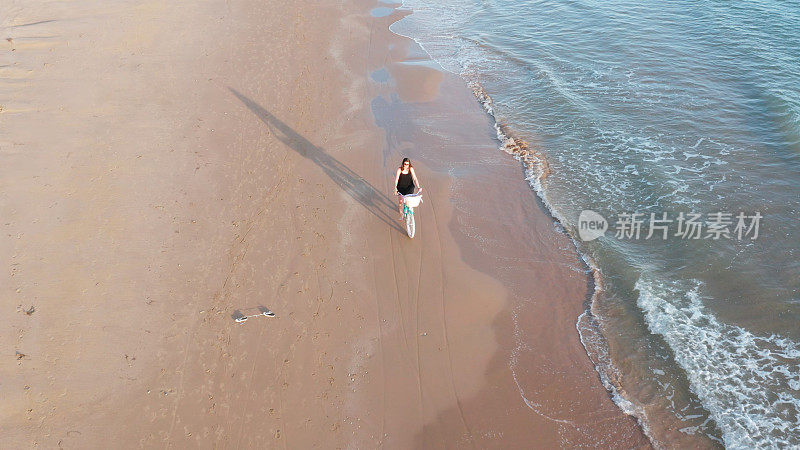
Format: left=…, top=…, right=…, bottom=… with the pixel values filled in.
left=401, top=192, right=422, bottom=238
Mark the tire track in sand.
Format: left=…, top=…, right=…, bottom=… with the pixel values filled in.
left=428, top=197, right=474, bottom=445
left=397, top=226, right=426, bottom=430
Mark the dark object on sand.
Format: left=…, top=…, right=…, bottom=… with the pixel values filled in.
left=233, top=306, right=276, bottom=323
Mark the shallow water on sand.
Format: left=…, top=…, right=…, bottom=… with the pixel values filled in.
left=392, top=0, right=800, bottom=447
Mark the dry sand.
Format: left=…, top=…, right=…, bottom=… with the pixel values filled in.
left=1, top=0, right=649, bottom=447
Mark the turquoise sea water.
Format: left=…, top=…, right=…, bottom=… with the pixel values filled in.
left=392, top=0, right=800, bottom=447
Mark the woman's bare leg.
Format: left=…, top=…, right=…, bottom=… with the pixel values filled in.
left=397, top=194, right=404, bottom=219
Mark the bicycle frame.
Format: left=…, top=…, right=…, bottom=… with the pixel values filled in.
left=401, top=194, right=419, bottom=238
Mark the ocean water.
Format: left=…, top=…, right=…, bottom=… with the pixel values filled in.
left=391, top=0, right=800, bottom=447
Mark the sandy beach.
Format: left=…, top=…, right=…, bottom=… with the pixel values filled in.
left=2, top=0, right=648, bottom=447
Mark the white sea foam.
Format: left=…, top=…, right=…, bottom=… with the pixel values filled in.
left=576, top=309, right=658, bottom=446
left=471, top=77, right=665, bottom=445
left=637, top=277, right=800, bottom=448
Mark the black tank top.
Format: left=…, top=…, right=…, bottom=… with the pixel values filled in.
left=397, top=170, right=414, bottom=195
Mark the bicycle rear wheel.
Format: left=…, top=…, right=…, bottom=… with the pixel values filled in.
left=405, top=210, right=415, bottom=238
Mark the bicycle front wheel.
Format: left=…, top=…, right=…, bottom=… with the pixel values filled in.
left=405, top=210, right=415, bottom=238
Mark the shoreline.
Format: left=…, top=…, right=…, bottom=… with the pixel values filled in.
left=372, top=6, right=651, bottom=447
left=388, top=5, right=726, bottom=447
left=388, top=3, right=659, bottom=445
left=389, top=5, right=712, bottom=446
left=2, top=0, right=648, bottom=446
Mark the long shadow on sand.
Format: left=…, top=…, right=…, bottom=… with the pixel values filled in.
left=229, top=88, right=404, bottom=234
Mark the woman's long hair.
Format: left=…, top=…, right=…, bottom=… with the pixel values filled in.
left=400, top=157, right=412, bottom=170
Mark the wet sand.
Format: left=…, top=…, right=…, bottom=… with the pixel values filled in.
left=1, top=0, right=648, bottom=447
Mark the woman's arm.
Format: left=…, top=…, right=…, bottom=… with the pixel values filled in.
left=394, top=168, right=401, bottom=194
left=410, top=168, right=421, bottom=191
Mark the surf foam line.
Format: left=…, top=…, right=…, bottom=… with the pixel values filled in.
left=467, top=77, right=661, bottom=448
left=389, top=2, right=658, bottom=446
left=464, top=72, right=800, bottom=449
left=637, top=277, right=800, bottom=448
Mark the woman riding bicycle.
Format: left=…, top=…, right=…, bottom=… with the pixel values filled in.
left=394, top=157, right=421, bottom=220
